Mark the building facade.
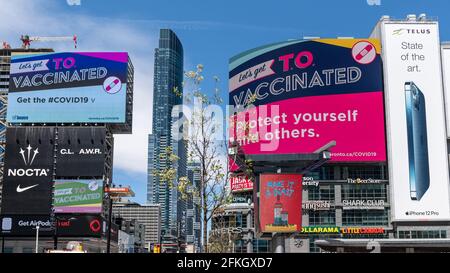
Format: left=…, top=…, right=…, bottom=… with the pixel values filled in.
left=186, top=162, right=202, bottom=252
left=147, top=29, right=186, bottom=241
left=115, top=218, right=146, bottom=253
left=112, top=201, right=161, bottom=251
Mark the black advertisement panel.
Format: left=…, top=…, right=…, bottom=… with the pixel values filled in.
left=56, top=128, right=106, bottom=177
left=0, top=215, right=52, bottom=236
left=0, top=215, right=104, bottom=237
left=56, top=215, right=104, bottom=237
left=1, top=127, right=55, bottom=215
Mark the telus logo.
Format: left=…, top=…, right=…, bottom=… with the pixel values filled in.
left=7, top=145, right=50, bottom=177
left=393, top=28, right=432, bottom=35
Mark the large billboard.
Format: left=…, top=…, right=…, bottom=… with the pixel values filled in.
left=376, top=22, right=450, bottom=221
left=229, top=39, right=386, bottom=162
left=56, top=127, right=106, bottom=177
left=53, top=180, right=103, bottom=213
left=7, top=52, right=128, bottom=123
left=0, top=215, right=104, bottom=237
left=258, top=174, right=302, bottom=233
left=441, top=44, right=450, bottom=137
left=1, top=127, right=54, bottom=215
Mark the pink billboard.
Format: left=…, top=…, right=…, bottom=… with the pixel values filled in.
left=230, top=175, right=254, bottom=192
left=229, top=39, right=386, bottom=162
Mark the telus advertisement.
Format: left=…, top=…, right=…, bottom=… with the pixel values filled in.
left=7, top=52, right=128, bottom=123
left=441, top=45, right=450, bottom=137
left=376, top=22, right=450, bottom=221
left=53, top=180, right=103, bottom=213
left=258, top=174, right=302, bottom=233
left=229, top=39, right=386, bottom=162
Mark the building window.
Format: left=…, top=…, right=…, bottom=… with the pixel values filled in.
left=345, top=165, right=387, bottom=180
left=342, top=210, right=389, bottom=226
left=22, top=248, right=33, bottom=254
left=341, top=184, right=388, bottom=201
left=308, top=185, right=335, bottom=201
left=3, top=247, right=13, bottom=253
left=253, top=239, right=270, bottom=253
left=306, top=166, right=335, bottom=180
left=398, top=230, right=447, bottom=239
left=309, top=211, right=336, bottom=226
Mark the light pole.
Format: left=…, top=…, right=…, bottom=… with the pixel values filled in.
left=106, top=196, right=113, bottom=253
left=35, top=226, right=40, bottom=253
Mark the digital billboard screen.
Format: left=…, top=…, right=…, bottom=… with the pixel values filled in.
left=229, top=39, right=386, bottom=162
left=258, top=174, right=302, bottom=233
left=1, top=127, right=55, bottom=215
left=230, top=175, right=253, bottom=192
left=56, top=127, right=106, bottom=177
left=0, top=215, right=104, bottom=237
left=376, top=22, right=450, bottom=221
left=53, top=180, right=103, bottom=214
left=7, top=52, right=128, bottom=123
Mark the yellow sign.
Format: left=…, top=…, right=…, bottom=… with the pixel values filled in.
left=300, top=226, right=340, bottom=234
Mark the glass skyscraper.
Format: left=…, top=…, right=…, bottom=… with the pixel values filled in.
left=147, top=29, right=186, bottom=243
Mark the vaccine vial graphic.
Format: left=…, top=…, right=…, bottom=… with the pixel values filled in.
left=273, top=195, right=283, bottom=226
left=103, top=76, right=122, bottom=94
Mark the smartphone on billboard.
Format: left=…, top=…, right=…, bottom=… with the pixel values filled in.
left=405, top=82, right=430, bottom=201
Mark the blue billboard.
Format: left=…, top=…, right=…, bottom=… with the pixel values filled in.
left=7, top=52, right=128, bottom=123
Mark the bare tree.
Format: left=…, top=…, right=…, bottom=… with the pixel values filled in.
left=163, top=64, right=244, bottom=252
left=161, top=64, right=248, bottom=253
left=208, top=208, right=241, bottom=253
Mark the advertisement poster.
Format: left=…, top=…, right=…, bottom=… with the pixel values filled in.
left=56, top=127, right=106, bottom=177
left=0, top=215, right=105, bottom=237
left=7, top=52, right=128, bottom=123
left=441, top=45, right=450, bottom=137
left=229, top=39, right=386, bottom=162
left=53, top=180, right=103, bottom=213
left=230, top=175, right=253, bottom=192
left=1, top=128, right=55, bottom=215
left=259, top=174, right=302, bottom=233
left=377, top=22, right=450, bottom=220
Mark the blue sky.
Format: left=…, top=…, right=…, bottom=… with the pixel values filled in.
left=2, top=0, right=450, bottom=203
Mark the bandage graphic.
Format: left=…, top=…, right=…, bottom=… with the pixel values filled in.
left=355, top=44, right=374, bottom=61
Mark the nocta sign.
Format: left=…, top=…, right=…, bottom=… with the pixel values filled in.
left=7, top=145, right=50, bottom=177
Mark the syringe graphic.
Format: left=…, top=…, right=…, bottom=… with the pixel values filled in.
left=355, top=44, right=374, bottom=61
left=105, top=78, right=120, bottom=92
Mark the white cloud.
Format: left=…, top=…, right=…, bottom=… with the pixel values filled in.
left=0, top=0, right=157, bottom=175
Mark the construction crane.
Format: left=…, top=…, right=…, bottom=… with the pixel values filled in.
left=20, top=35, right=77, bottom=49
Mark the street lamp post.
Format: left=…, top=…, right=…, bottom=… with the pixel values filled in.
left=53, top=217, right=58, bottom=250
left=106, top=196, right=113, bottom=253
left=35, top=226, right=40, bottom=253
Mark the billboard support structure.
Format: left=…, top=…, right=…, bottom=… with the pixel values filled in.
left=234, top=151, right=331, bottom=253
